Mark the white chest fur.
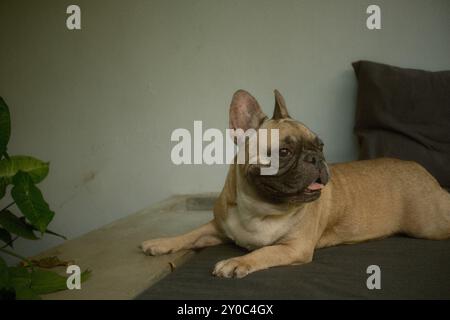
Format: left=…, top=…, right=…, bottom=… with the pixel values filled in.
left=221, top=191, right=301, bottom=250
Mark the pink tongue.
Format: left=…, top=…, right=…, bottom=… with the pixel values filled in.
left=307, top=182, right=324, bottom=191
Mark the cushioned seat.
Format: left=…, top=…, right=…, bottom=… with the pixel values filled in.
left=137, top=236, right=450, bottom=299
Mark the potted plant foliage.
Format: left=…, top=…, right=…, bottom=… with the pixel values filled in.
left=0, top=97, right=89, bottom=300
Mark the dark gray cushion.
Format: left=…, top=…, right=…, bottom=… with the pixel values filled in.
left=352, top=61, right=450, bottom=191
left=137, top=237, right=450, bottom=300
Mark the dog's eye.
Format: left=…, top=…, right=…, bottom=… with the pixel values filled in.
left=279, top=148, right=292, bottom=157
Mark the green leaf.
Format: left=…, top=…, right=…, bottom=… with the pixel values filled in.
left=24, top=268, right=90, bottom=295
left=0, top=155, right=49, bottom=184
left=8, top=267, right=39, bottom=299
left=81, top=269, right=91, bottom=282
left=30, top=268, right=68, bottom=294
left=11, top=171, right=55, bottom=233
left=7, top=267, right=37, bottom=300
left=15, top=286, right=41, bottom=300
left=8, top=266, right=31, bottom=289
left=0, top=227, right=13, bottom=247
left=8, top=266, right=91, bottom=299
left=0, top=177, right=7, bottom=199
left=19, top=217, right=66, bottom=240
left=0, top=256, right=11, bottom=289
left=0, top=257, right=15, bottom=299
left=0, top=97, right=11, bottom=159
left=0, top=210, right=39, bottom=240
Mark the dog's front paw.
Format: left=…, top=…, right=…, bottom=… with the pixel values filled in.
left=140, top=238, right=179, bottom=256
left=212, top=258, right=254, bottom=278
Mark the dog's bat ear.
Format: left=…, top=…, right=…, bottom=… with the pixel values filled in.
left=272, top=89, right=290, bottom=120
left=229, top=90, right=267, bottom=131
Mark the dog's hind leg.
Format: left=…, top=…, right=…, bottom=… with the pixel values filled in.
left=403, top=188, right=450, bottom=240
left=141, top=220, right=227, bottom=256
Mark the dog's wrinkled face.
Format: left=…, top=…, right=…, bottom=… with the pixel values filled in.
left=247, top=119, right=329, bottom=203
left=229, top=89, right=330, bottom=204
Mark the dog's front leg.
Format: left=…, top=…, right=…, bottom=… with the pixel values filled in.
left=213, top=242, right=314, bottom=278
left=141, top=220, right=226, bottom=256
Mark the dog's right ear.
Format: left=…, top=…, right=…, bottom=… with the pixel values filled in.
left=229, top=90, right=267, bottom=131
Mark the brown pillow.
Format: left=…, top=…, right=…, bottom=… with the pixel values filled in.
left=352, top=60, right=450, bottom=191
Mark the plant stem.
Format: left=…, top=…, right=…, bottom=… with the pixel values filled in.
left=0, top=247, right=31, bottom=263
left=0, top=235, right=18, bottom=250
left=1, top=201, right=15, bottom=211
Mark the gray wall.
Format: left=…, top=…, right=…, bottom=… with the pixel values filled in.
left=1, top=0, right=449, bottom=258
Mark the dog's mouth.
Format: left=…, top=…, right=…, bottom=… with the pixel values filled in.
left=255, top=176, right=325, bottom=203
left=303, top=177, right=325, bottom=195
left=246, top=161, right=330, bottom=203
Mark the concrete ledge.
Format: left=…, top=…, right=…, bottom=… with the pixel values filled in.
left=36, top=194, right=217, bottom=300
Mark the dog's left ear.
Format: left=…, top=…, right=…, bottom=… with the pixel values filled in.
left=272, top=89, right=290, bottom=120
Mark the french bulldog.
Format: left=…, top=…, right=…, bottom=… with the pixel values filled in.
left=141, top=90, right=450, bottom=278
